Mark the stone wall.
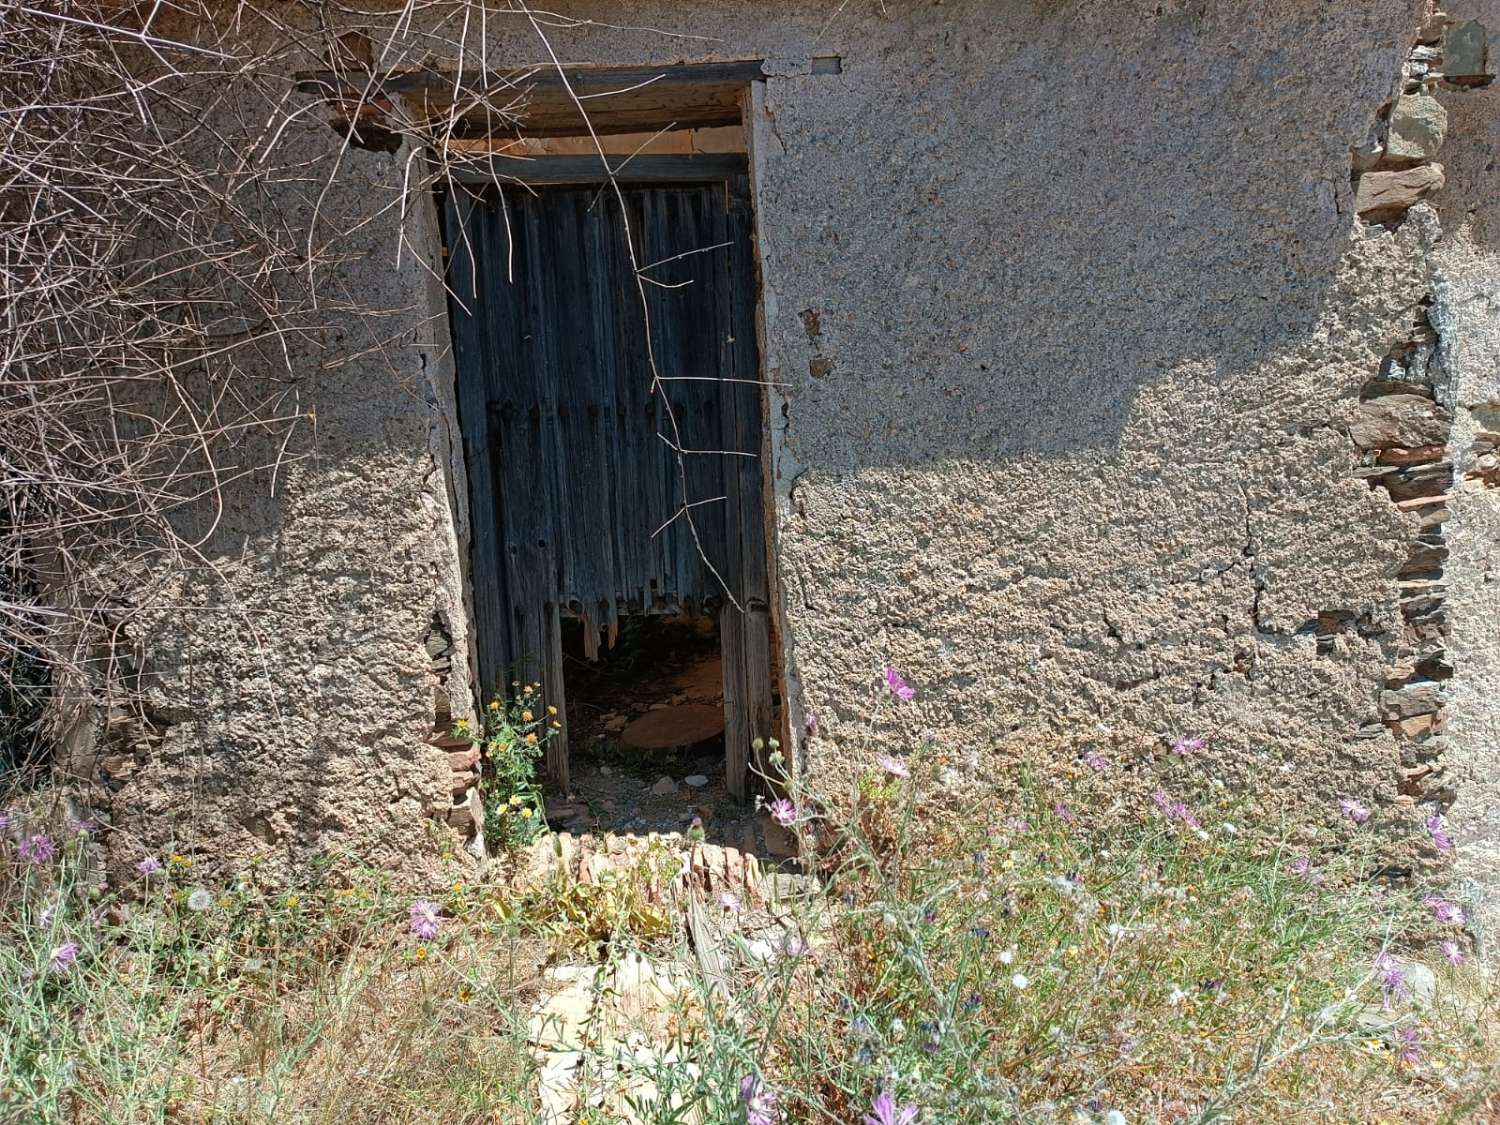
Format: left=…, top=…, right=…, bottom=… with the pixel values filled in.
left=83, top=0, right=1500, bottom=915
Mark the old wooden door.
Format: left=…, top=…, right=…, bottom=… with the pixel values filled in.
left=442, top=157, right=773, bottom=798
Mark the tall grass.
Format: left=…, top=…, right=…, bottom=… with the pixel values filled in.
left=2, top=736, right=1496, bottom=1123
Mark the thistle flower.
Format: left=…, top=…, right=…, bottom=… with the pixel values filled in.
left=768, top=798, right=797, bottom=827
left=48, top=941, right=79, bottom=975
left=1170, top=736, right=1204, bottom=755
left=18, top=834, right=57, bottom=863
left=718, top=891, right=742, bottom=914
left=185, top=889, right=214, bottom=912
left=409, top=900, right=441, bottom=941
left=740, top=1073, right=779, bottom=1125
left=1082, top=751, right=1109, bottom=770
left=1375, top=952, right=1409, bottom=1008
left=883, top=666, right=916, bottom=702
left=1396, top=1024, right=1424, bottom=1065
left=863, top=1089, right=920, bottom=1125
left=1426, top=815, right=1454, bottom=852
left=136, top=856, right=163, bottom=875
left=1289, top=856, right=1324, bottom=884
left=1422, top=894, right=1463, bottom=925
left=877, top=756, right=910, bottom=779
left=1054, top=801, right=1075, bottom=825
left=1339, top=798, right=1371, bottom=824
left=1440, top=939, right=1465, bottom=966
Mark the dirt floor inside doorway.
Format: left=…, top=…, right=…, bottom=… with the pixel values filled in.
left=546, top=614, right=794, bottom=860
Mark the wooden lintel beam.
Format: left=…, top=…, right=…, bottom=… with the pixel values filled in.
left=444, top=153, right=749, bottom=186
left=295, top=60, right=765, bottom=100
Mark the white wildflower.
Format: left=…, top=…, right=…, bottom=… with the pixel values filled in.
left=999, top=948, right=1015, bottom=965
left=185, top=889, right=214, bottom=912
left=1011, top=973, right=1030, bottom=990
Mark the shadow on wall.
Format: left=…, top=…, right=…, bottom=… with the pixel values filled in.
left=762, top=0, right=1422, bottom=468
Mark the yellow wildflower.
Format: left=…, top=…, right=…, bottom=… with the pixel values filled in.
left=452, top=882, right=464, bottom=894
left=458, top=986, right=472, bottom=1003
left=526, top=733, right=538, bottom=745
left=509, top=794, right=522, bottom=806
left=488, top=701, right=500, bottom=711
left=521, top=710, right=534, bottom=722
left=415, top=947, right=428, bottom=962
left=285, top=895, right=299, bottom=907
left=547, top=705, right=558, bottom=716
left=521, top=808, right=533, bottom=818
left=551, top=721, right=562, bottom=729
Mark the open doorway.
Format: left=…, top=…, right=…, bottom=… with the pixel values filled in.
left=439, top=107, right=781, bottom=814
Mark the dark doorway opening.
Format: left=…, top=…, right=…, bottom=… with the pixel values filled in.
left=440, top=154, right=777, bottom=802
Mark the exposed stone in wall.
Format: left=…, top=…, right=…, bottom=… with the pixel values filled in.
left=1351, top=303, right=1456, bottom=813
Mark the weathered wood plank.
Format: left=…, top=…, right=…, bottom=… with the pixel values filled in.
left=450, top=153, right=749, bottom=188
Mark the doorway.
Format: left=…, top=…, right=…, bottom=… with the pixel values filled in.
left=440, top=154, right=775, bottom=800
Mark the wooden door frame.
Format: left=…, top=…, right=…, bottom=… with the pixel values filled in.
left=440, top=152, right=781, bottom=801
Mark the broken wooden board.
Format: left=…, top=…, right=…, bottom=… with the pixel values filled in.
left=621, top=703, right=725, bottom=750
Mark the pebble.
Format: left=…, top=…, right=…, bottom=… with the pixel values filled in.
left=650, top=776, right=678, bottom=796
left=684, top=774, right=709, bottom=788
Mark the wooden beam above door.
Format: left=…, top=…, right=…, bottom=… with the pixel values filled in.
left=296, top=60, right=765, bottom=139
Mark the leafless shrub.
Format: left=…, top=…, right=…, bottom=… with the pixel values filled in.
left=1, top=0, right=741, bottom=775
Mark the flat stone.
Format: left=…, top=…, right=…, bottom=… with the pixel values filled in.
left=683, top=774, right=709, bottom=788
left=1349, top=394, right=1450, bottom=450
left=1354, top=164, right=1445, bottom=218
left=1380, top=681, right=1444, bottom=718
left=622, top=704, right=725, bottom=750
left=1443, top=19, right=1490, bottom=81
left=649, top=776, right=678, bottom=796
left=1385, top=95, right=1448, bottom=163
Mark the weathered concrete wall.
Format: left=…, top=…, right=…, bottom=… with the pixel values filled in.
left=98, top=0, right=1500, bottom=901
left=91, top=69, right=480, bottom=882
left=1429, top=0, right=1500, bottom=943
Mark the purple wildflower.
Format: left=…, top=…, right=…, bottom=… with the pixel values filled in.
left=1375, top=952, right=1410, bottom=1008
left=877, top=756, right=910, bottom=779
left=69, top=815, right=98, bottom=836
left=1153, top=790, right=1199, bottom=829
left=1422, top=894, right=1463, bottom=925
left=719, top=891, right=742, bottom=914
left=1440, top=939, right=1465, bottom=966
left=768, top=798, right=797, bottom=827
left=883, top=666, right=916, bottom=702
left=863, top=1090, right=920, bottom=1125
left=136, top=856, right=163, bottom=876
left=409, top=900, right=441, bottom=941
left=803, top=711, right=818, bottom=735
left=1339, top=799, right=1371, bottom=825
left=1396, top=1024, right=1424, bottom=1066
left=18, top=834, right=57, bottom=863
left=1082, top=751, right=1109, bottom=771
left=0, top=810, right=10, bottom=831
left=38, top=905, right=56, bottom=929
left=1054, top=801, right=1075, bottom=826
left=1289, top=856, right=1325, bottom=884
left=740, top=1073, right=779, bottom=1125
left=48, top=941, right=79, bottom=975
left=1426, top=815, right=1454, bottom=852
left=782, top=933, right=810, bottom=958
left=1170, top=736, right=1205, bottom=755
